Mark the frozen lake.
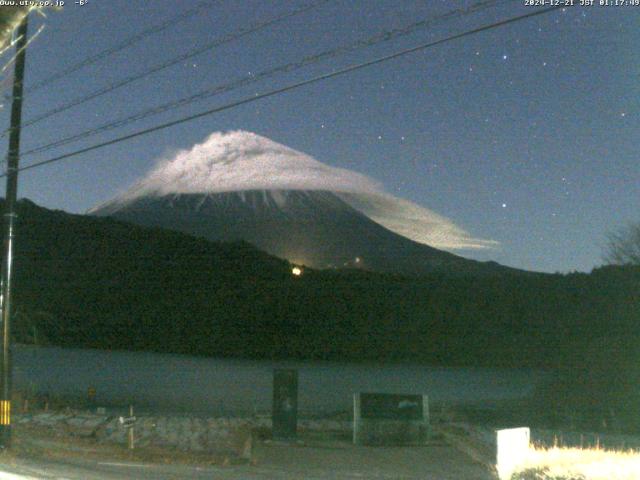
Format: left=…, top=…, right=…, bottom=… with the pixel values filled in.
left=13, top=345, right=545, bottom=416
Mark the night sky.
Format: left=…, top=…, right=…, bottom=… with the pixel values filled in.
left=0, top=0, right=637, bottom=273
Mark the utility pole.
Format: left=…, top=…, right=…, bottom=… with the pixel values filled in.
left=0, top=13, right=29, bottom=449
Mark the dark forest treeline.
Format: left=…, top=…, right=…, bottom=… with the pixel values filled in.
left=7, top=199, right=640, bottom=371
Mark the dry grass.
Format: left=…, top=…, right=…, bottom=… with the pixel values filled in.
left=512, top=445, right=640, bottom=480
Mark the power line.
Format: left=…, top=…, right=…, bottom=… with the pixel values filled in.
left=3, top=5, right=564, bottom=178
left=24, top=0, right=220, bottom=94
left=21, top=0, right=505, bottom=158
left=3, top=0, right=330, bottom=137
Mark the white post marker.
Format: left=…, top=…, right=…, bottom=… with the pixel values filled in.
left=495, top=427, right=530, bottom=479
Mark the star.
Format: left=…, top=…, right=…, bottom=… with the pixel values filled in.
left=502, top=203, right=507, bottom=208
left=542, top=62, right=547, bottom=67
left=502, top=54, right=508, bottom=61
left=620, top=112, right=626, bottom=117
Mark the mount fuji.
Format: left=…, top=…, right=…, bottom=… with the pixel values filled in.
left=90, top=131, right=510, bottom=276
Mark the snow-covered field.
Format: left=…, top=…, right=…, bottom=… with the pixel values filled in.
left=13, top=344, right=544, bottom=416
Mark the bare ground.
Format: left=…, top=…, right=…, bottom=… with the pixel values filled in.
left=0, top=423, right=496, bottom=479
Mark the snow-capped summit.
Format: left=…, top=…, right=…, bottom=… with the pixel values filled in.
left=90, top=131, right=500, bottom=275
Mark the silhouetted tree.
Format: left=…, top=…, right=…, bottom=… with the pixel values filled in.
left=605, top=223, right=640, bottom=266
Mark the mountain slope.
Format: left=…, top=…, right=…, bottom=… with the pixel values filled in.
left=4, top=198, right=640, bottom=372
left=92, top=189, right=512, bottom=276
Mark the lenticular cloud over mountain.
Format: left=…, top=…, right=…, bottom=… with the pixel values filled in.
left=118, top=130, right=382, bottom=199
left=98, top=130, right=494, bottom=252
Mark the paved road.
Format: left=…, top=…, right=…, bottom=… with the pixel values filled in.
left=0, top=440, right=494, bottom=480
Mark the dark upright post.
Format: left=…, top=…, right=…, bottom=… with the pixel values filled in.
left=0, top=14, right=29, bottom=449
left=272, top=369, right=298, bottom=440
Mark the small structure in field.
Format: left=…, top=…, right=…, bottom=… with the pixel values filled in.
left=353, top=392, right=429, bottom=445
